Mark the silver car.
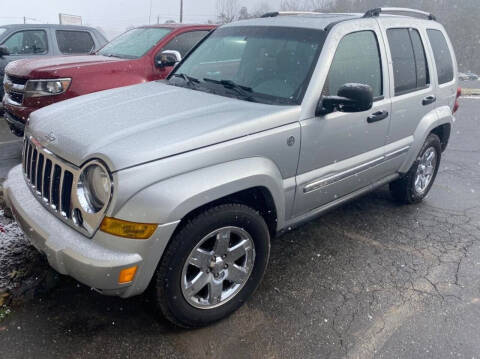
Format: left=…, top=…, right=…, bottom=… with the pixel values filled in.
left=3, top=8, right=459, bottom=327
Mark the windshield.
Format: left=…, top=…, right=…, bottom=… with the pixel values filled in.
left=98, top=27, right=172, bottom=59
left=169, top=26, right=326, bottom=105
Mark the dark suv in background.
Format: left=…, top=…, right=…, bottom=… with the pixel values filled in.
left=0, top=24, right=108, bottom=113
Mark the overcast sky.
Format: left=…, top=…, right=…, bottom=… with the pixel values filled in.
left=0, top=0, right=283, bottom=38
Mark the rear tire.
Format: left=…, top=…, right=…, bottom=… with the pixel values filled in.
left=389, top=133, right=442, bottom=204
left=152, top=203, right=270, bottom=328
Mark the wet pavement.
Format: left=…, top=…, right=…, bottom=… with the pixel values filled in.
left=0, top=96, right=479, bottom=358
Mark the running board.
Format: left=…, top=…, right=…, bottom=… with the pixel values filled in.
left=280, top=173, right=400, bottom=234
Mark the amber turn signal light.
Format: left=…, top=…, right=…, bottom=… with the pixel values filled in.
left=100, top=217, right=157, bottom=239
left=119, top=266, right=138, bottom=284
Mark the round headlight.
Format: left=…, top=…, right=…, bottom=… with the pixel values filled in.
left=77, top=163, right=111, bottom=213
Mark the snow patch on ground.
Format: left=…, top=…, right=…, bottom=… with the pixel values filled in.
left=0, top=195, right=48, bottom=295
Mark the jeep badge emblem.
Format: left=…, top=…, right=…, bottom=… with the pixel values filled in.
left=44, top=131, right=56, bottom=143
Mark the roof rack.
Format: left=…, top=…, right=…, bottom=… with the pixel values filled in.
left=261, top=11, right=321, bottom=18
left=363, top=7, right=436, bottom=21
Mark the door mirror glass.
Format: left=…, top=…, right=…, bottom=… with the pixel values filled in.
left=317, top=83, right=373, bottom=116
left=0, top=45, right=9, bottom=56
left=155, top=50, right=181, bottom=68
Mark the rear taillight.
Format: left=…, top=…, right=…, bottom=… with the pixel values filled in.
left=453, top=87, right=461, bottom=113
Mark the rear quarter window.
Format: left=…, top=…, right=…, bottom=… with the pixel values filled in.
left=56, top=30, right=95, bottom=54
left=427, top=29, right=454, bottom=84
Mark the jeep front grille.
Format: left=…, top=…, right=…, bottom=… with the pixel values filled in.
left=23, top=137, right=75, bottom=218
left=22, top=136, right=111, bottom=237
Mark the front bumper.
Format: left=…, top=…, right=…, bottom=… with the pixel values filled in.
left=3, top=165, right=178, bottom=297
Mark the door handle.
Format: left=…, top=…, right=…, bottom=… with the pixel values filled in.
left=367, top=110, right=389, bottom=123
left=422, top=95, right=436, bottom=106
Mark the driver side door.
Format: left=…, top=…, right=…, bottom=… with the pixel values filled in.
left=294, top=27, right=391, bottom=216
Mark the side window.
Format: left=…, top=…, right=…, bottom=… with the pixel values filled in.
left=56, top=30, right=95, bottom=54
left=323, top=31, right=382, bottom=98
left=162, top=31, right=210, bottom=57
left=410, top=30, right=429, bottom=88
left=1, top=30, right=48, bottom=55
left=427, top=29, right=454, bottom=84
left=387, top=28, right=430, bottom=95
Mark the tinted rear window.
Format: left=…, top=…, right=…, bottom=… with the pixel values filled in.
left=387, top=28, right=430, bottom=95
left=56, top=30, right=95, bottom=54
left=427, top=29, right=454, bottom=84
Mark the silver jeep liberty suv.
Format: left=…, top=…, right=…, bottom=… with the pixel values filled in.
left=4, top=8, right=459, bottom=327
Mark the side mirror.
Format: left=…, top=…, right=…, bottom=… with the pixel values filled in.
left=155, top=50, right=181, bottom=68
left=316, top=83, right=373, bottom=116
left=0, top=45, right=9, bottom=57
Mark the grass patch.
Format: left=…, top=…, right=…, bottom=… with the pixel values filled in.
left=0, top=305, right=11, bottom=322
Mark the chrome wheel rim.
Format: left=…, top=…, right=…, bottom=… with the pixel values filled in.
left=414, top=147, right=437, bottom=194
left=181, top=226, right=255, bottom=309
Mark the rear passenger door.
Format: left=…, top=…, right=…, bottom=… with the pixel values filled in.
left=294, top=25, right=391, bottom=216
left=379, top=21, right=435, bottom=162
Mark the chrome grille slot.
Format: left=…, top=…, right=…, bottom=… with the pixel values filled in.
left=36, top=153, right=44, bottom=194
left=22, top=136, right=108, bottom=237
left=51, top=164, right=62, bottom=210
left=61, top=171, right=74, bottom=218
left=31, top=148, right=38, bottom=186
left=42, top=159, right=52, bottom=202
left=26, top=143, right=33, bottom=180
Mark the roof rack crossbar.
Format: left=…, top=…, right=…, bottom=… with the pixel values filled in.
left=363, top=7, right=436, bottom=21
left=261, top=11, right=322, bottom=18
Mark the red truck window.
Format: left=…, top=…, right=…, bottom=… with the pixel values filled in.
left=162, top=31, right=210, bottom=57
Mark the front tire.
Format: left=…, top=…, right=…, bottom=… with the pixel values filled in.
left=152, top=203, right=270, bottom=328
left=389, top=133, right=442, bottom=204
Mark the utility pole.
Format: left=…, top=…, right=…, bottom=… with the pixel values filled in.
left=180, top=0, right=183, bottom=23
left=23, top=16, right=26, bottom=24
left=148, top=0, right=153, bottom=24
left=157, top=15, right=160, bottom=24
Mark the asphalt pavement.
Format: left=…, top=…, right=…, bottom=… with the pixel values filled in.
left=0, top=94, right=479, bottom=358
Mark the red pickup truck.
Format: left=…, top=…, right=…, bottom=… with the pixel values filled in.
left=3, top=23, right=215, bottom=136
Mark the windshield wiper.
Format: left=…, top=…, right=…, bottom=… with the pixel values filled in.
left=172, top=73, right=200, bottom=87
left=203, top=78, right=257, bottom=102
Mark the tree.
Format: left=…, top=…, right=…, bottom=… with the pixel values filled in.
left=309, top=0, right=334, bottom=11
left=280, top=0, right=306, bottom=11
left=252, top=2, right=272, bottom=17
left=325, top=0, right=480, bottom=73
left=216, top=0, right=240, bottom=24
left=238, top=6, right=250, bottom=20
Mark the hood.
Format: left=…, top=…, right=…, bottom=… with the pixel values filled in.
left=27, top=81, right=299, bottom=171
left=6, top=55, right=126, bottom=78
